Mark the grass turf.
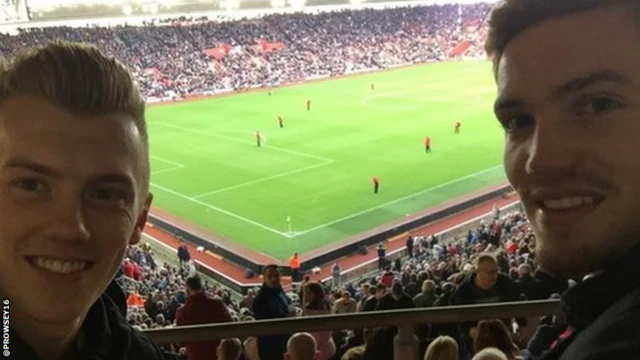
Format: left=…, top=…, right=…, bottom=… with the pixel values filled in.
left=146, top=61, right=506, bottom=261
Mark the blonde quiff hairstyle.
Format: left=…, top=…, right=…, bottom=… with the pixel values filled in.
left=0, top=41, right=150, bottom=195
left=485, top=0, right=640, bottom=77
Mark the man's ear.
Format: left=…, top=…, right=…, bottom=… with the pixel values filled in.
left=129, top=193, right=153, bottom=246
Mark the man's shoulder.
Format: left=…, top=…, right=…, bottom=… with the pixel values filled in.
left=561, top=288, right=640, bottom=359
left=101, top=287, right=168, bottom=359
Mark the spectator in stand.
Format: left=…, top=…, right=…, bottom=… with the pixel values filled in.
left=424, top=335, right=459, bottom=360
left=363, top=283, right=387, bottom=312
left=472, top=348, right=508, bottom=360
left=285, top=332, right=319, bottom=360
left=376, top=243, right=387, bottom=270
left=253, top=265, right=292, bottom=360
left=406, top=235, right=415, bottom=258
left=177, top=240, right=191, bottom=268
left=473, top=320, right=523, bottom=360
left=359, top=284, right=377, bottom=312
left=451, top=254, right=524, bottom=357
left=332, top=290, right=357, bottom=314
left=240, top=288, right=256, bottom=310
left=515, top=264, right=542, bottom=301
left=176, top=275, right=233, bottom=360
left=380, top=266, right=394, bottom=288
left=302, top=281, right=336, bottom=360
left=413, top=279, right=437, bottom=308
left=217, top=338, right=242, bottom=360
left=377, top=282, right=415, bottom=311
left=123, top=257, right=136, bottom=278
left=332, top=262, right=342, bottom=290
left=487, top=0, right=640, bottom=358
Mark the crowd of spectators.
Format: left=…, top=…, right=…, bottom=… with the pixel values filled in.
left=0, top=3, right=489, bottom=100
left=116, top=205, right=569, bottom=360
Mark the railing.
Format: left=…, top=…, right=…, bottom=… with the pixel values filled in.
left=145, top=300, right=561, bottom=360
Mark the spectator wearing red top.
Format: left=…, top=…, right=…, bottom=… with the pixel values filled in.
left=176, top=275, right=234, bottom=360
left=133, top=262, right=144, bottom=281
left=381, top=267, right=394, bottom=288
left=122, top=258, right=135, bottom=278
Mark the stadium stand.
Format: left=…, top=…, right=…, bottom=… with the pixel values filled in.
left=0, top=4, right=489, bottom=101
left=120, top=206, right=563, bottom=360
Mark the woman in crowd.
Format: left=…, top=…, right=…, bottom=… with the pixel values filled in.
left=302, top=281, right=337, bottom=360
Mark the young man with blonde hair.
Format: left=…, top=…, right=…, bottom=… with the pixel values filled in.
left=487, top=0, right=640, bottom=357
left=0, top=41, right=166, bottom=359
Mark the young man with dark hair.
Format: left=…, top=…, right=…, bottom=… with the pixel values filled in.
left=487, top=0, right=640, bottom=357
left=176, top=275, right=233, bottom=360
left=253, top=265, right=293, bottom=360
left=0, top=41, right=168, bottom=359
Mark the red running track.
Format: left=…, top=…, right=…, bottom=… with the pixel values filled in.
left=144, top=193, right=519, bottom=288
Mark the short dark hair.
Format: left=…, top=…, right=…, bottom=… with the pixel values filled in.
left=476, top=253, right=497, bottom=268
left=262, top=264, right=279, bottom=274
left=485, top=0, right=640, bottom=76
left=186, top=275, right=203, bottom=292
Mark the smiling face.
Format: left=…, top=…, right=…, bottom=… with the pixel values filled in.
left=495, top=6, right=640, bottom=276
left=0, top=96, right=151, bottom=325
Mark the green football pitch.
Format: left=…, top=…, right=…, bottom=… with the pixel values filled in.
left=146, top=61, right=507, bottom=261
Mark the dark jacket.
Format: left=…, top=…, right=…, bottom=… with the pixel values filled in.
left=362, top=295, right=378, bottom=312
left=376, top=293, right=415, bottom=311
left=413, top=292, right=438, bottom=308
left=175, top=292, right=233, bottom=360
left=451, top=273, right=524, bottom=358
left=252, top=284, right=290, bottom=360
left=539, top=245, right=640, bottom=360
left=517, top=275, right=544, bottom=300
left=451, top=272, right=524, bottom=306
left=12, top=281, right=171, bottom=360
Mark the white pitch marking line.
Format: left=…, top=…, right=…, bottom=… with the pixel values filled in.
left=151, top=121, right=334, bottom=163
left=151, top=165, right=185, bottom=176
left=151, top=155, right=186, bottom=168
left=150, top=182, right=289, bottom=237
left=291, top=164, right=505, bottom=237
left=193, top=160, right=335, bottom=199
